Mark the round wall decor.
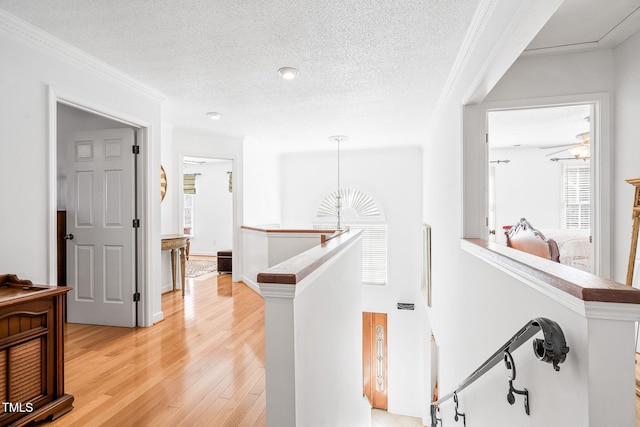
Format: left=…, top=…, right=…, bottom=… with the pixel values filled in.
left=160, top=165, right=167, bottom=202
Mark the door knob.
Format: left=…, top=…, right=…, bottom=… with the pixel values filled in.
left=64, top=234, right=74, bottom=240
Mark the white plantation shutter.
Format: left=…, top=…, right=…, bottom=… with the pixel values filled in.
left=562, top=164, right=590, bottom=229
left=316, top=188, right=387, bottom=285
left=359, top=223, right=388, bottom=285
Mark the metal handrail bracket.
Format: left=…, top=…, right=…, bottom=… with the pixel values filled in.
left=431, top=317, right=569, bottom=425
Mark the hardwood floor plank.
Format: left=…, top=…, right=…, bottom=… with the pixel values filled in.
left=238, top=390, right=266, bottom=427
left=40, top=274, right=265, bottom=427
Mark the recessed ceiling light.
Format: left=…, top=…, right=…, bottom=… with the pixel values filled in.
left=278, top=67, right=299, bottom=80
left=206, top=112, right=222, bottom=120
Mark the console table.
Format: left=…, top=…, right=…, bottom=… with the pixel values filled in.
left=161, top=234, right=190, bottom=297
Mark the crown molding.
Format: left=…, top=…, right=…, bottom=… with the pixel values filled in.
left=0, top=9, right=166, bottom=102
left=429, top=0, right=497, bottom=125
left=427, top=0, right=563, bottom=123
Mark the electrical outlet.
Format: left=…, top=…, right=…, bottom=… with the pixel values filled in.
left=212, top=240, right=216, bottom=246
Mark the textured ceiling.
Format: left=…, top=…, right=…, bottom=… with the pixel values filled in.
left=0, top=0, right=480, bottom=151
left=488, top=105, right=591, bottom=149
left=2, top=1, right=638, bottom=151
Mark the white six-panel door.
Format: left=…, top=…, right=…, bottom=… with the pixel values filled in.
left=66, top=128, right=136, bottom=327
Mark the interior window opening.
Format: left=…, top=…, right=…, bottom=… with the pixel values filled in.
left=487, top=103, right=593, bottom=273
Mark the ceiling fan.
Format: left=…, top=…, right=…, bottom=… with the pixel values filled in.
left=542, top=132, right=590, bottom=159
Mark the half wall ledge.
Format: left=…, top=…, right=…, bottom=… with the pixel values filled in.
left=461, top=238, right=640, bottom=320
left=257, top=229, right=362, bottom=285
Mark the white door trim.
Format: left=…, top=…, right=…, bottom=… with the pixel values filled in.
left=462, top=92, right=611, bottom=277
left=47, top=85, right=154, bottom=326
left=177, top=152, right=242, bottom=283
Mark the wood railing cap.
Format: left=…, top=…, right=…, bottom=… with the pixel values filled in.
left=241, top=225, right=337, bottom=234
left=462, top=238, right=640, bottom=304
left=257, top=229, right=362, bottom=285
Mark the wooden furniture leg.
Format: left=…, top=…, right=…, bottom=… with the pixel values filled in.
left=161, top=235, right=190, bottom=295
left=180, top=247, right=186, bottom=297
left=170, top=248, right=177, bottom=292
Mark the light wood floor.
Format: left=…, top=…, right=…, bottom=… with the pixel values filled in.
left=40, top=271, right=266, bottom=426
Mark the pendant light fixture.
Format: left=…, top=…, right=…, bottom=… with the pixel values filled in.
left=328, top=135, right=349, bottom=229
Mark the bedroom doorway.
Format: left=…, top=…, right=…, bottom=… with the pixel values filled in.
left=487, top=103, right=594, bottom=274
left=181, top=156, right=233, bottom=266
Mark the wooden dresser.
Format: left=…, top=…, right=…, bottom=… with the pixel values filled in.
left=0, top=274, right=73, bottom=426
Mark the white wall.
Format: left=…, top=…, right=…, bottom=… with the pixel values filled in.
left=280, top=146, right=425, bottom=416
left=183, top=160, right=233, bottom=255
left=485, top=50, right=615, bottom=102
left=490, top=146, right=565, bottom=236
left=294, top=236, right=370, bottom=427
left=161, top=122, right=176, bottom=234
left=424, top=2, right=639, bottom=425
left=613, top=30, right=640, bottom=286
left=243, top=137, right=281, bottom=226
left=0, top=12, right=163, bottom=327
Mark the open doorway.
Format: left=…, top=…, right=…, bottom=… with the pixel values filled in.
left=487, top=104, right=594, bottom=273
left=56, top=103, right=140, bottom=327
left=181, top=156, right=233, bottom=283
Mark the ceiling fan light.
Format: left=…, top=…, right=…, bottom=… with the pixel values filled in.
left=569, top=144, right=590, bottom=159
left=575, top=132, right=590, bottom=143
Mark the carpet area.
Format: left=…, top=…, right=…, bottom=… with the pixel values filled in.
left=185, top=259, right=217, bottom=277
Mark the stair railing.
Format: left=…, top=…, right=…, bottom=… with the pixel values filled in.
left=431, top=317, right=569, bottom=426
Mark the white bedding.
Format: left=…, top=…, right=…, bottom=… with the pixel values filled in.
left=541, top=229, right=591, bottom=272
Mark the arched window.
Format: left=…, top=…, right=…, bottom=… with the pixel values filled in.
left=316, top=188, right=387, bottom=285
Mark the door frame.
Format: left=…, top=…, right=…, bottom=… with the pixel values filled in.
left=462, top=92, right=611, bottom=277
left=177, top=155, right=235, bottom=257
left=47, top=86, right=152, bottom=326
left=177, top=151, right=242, bottom=283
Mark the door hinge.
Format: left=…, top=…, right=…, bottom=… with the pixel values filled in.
left=133, top=292, right=141, bottom=302
left=133, top=219, right=140, bottom=228
left=486, top=133, right=489, bottom=143
left=132, top=145, right=140, bottom=155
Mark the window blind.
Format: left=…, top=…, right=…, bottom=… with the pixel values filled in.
left=316, top=222, right=388, bottom=285
left=315, top=188, right=388, bottom=286
left=562, top=164, right=590, bottom=229
left=359, top=223, right=388, bottom=285
left=183, top=174, right=196, bottom=194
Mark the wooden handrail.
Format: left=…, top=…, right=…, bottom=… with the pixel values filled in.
left=462, top=238, right=640, bottom=304
left=320, top=227, right=350, bottom=244
left=431, top=318, right=569, bottom=425
left=241, top=225, right=337, bottom=234
left=257, top=229, right=361, bottom=285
